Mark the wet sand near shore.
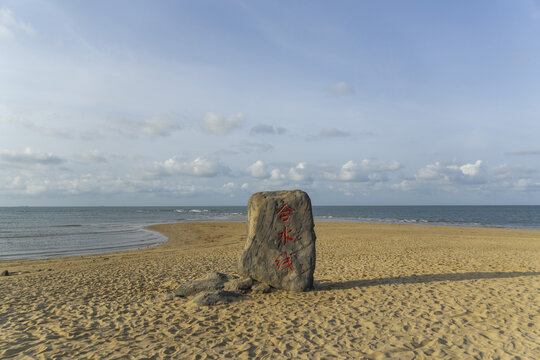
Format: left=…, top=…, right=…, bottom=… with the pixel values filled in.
left=1, top=222, right=539, bottom=359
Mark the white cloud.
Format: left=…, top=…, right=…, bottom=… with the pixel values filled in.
left=339, top=160, right=364, bottom=181
left=506, top=149, right=540, bottom=156
left=64, top=173, right=129, bottom=195
left=140, top=117, right=180, bottom=137
left=25, top=182, right=48, bottom=195
left=166, top=184, right=197, bottom=196
left=62, top=172, right=171, bottom=196
left=319, top=128, right=350, bottom=138
left=390, top=179, right=413, bottom=191
left=288, top=162, right=311, bottom=182
left=114, top=117, right=181, bottom=138
left=328, top=182, right=354, bottom=197
left=221, top=182, right=238, bottom=197
left=3, top=175, right=49, bottom=196
left=458, top=160, right=482, bottom=176
left=0, top=8, right=36, bottom=39
left=0, top=170, right=199, bottom=198
left=80, top=130, right=105, bottom=141
left=326, top=159, right=401, bottom=182
left=2, top=115, right=72, bottom=139
left=200, top=112, right=245, bottom=135
left=248, top=162, right=314, bottom=185
left=489, top=164, right=536, bottom=181
left=229, top=141, right=274, bottom=155
left=513, top=178, right=540, bottom=192
left=270, top=168, right=285, bottom=181
left=328, top=81, right=355, bottom=95
left=367, top=159, right=401, bottom=172
left=250, top=124, right=287, bottom=135
left=37, top=125, right=71, bottom=139
left=490, top=164, right=512, bottom=180
left=3, top=112, right=179, bottom=140
left=0, top=148, right=63, bottom=167
left=308, top=128, right=351, bottom=141
left=247, top=160, right=269, bottom=179
left=156, top=156, right=229, bottom=177
left=0, top=23, right=13, bottom=40
left=78, top=150, right=108, bottom=164
left=0, top=168, right=198, bottom=199
left=222, top=182, right=235, bottom=190
left=416, top=162, right=444, bottom=180
left=386, top=160, right=540, bottom=196
left=416, top=160, right=484, bottom=184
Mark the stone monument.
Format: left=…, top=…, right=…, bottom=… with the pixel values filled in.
left=238, top=190, right=316, bottom=291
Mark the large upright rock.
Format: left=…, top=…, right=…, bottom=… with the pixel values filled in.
left=238, top=190, right=316, bottom=291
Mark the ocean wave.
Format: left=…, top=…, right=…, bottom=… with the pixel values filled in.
left=50, top=224, right=83, bottom=228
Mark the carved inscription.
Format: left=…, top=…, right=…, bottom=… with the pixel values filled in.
left=275, top=251, right=294, bottom=272
left=276, top=203, right=295, bottom=272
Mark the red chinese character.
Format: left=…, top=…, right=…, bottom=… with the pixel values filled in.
left=275, top=251, right=294, bottom=272
left=277, top=204, right=294, bottom=222
left=277, top=226, right=295, bottom=246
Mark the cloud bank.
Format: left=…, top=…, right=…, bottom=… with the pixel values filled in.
left=152, top=156, right=230, bottom=178
left=250, top=124, right=287, bottom=135
left=0, top=8, right=35, bottom=40
left=0, top=148, right=63, bottom=167
left=200, top=112, right=245, bottom=135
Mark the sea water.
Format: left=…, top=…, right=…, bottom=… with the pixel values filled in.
left=0, top=206, right=539, bottom=260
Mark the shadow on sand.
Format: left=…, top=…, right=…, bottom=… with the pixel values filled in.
left=314, top=271, right=540, bottom=291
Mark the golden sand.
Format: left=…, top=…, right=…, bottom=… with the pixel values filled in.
left=1, top=222, right=539, bottom=359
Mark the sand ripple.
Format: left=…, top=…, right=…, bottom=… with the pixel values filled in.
left=1, top=222, right=539, bottom=359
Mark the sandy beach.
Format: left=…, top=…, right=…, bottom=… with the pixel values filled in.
left=1, top=222, right=539, bottom=359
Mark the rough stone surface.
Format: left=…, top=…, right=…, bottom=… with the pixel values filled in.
left=204, top=271, right=238, bottom=282
left=223, top=277, right=254, bottom=293
left=251, top=282, right=273, bottom=294
left=188, top=291, right=242, bottom=307
left=173, top=271, right=276, bottom=306
left=238, top=190, right=316, bottom=291
left=174, top=272, right=236, bottom=297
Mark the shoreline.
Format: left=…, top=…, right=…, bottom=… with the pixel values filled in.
left=314, top=217, right=540, bottom=230
left=2, top=204, right=539, bottom=262
left=1, top=222, right=539, bottom=359
left=2, top=220, right=540, bottom=263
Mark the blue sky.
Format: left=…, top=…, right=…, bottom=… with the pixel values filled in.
left=1, top=0, right=540, bottom=206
